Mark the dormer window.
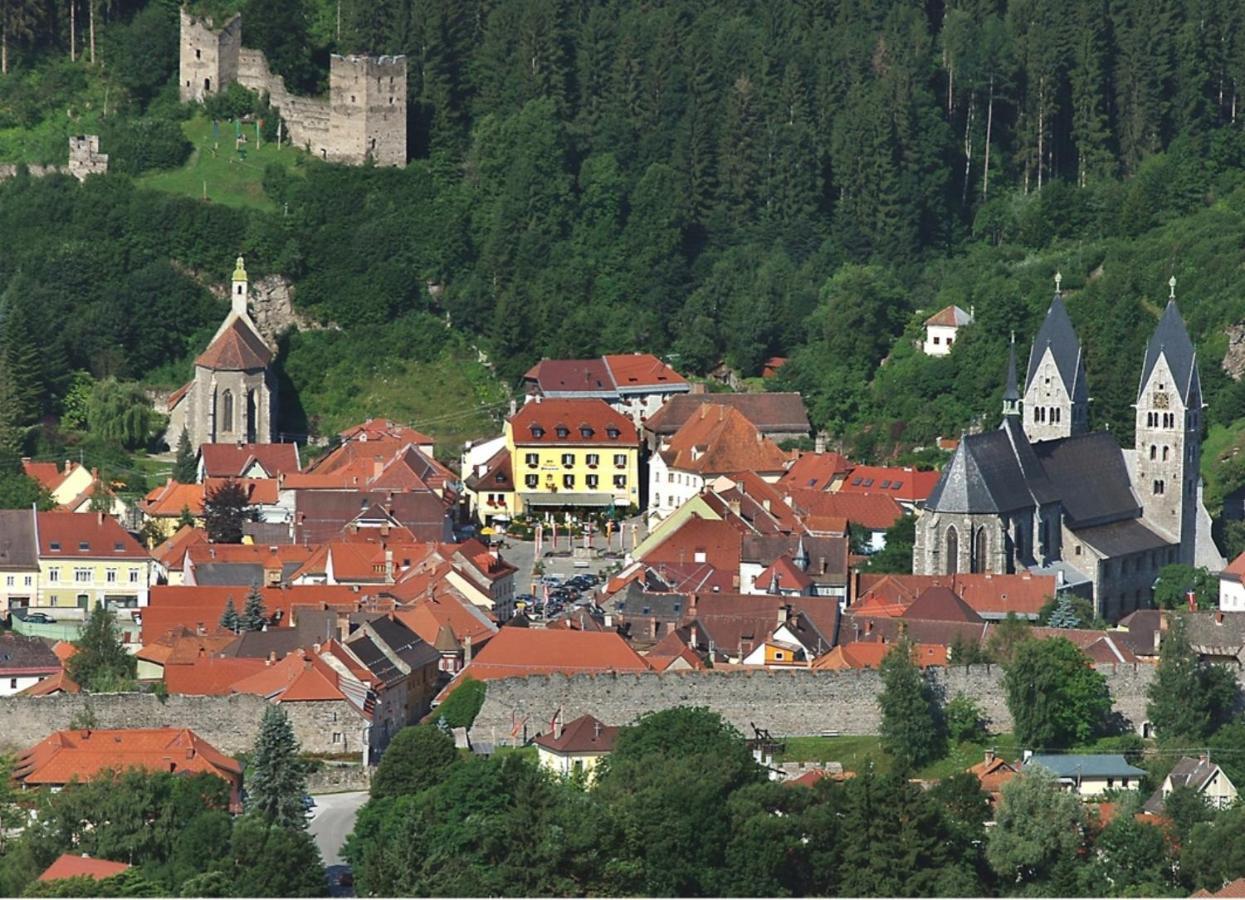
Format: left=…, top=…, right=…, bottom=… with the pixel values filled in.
left=78, top=542, right=90, bottom=552
left=531, top=425, right=545, bottom=438
left=579, top=425, right=594, bottom=438
left=606, top=427, right=620, bottom=439
left=49, top=542, right=60, bottom=551
left=555, top=426, right=570, bottom=439
left=114, top=542, right=124, bottom=552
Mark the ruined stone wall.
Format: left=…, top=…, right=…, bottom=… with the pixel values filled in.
left=0, top=693, right=367, bottom=757
left=471, top=664, right=1167, bottom=745
left=0, top=136, right=108, bottom=184
left=180, top=13, right=405, bottom=166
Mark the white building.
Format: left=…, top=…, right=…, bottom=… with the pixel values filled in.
left=1221, top=552, right=1245, bottom=611
left=922, top=305, right=974, bottom=356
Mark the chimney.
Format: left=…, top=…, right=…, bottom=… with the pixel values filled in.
left=534, top=394, right=542, bottom=404
left=79, top=728, right=91, bottom=739
left=384, top=548, right=394, bottom=582
left=778, top=604, right=790, bottom=627
left=689, top=624, right=699, bottom=648
left=373, top=460, right=384, bottom=479
left=64, top=459, right=72, bottom=475
left=186, top=748, right=196, bottom=760
left=1022, top=749, right=1033, bottom=763
left=819, top=556, right=827, bottom=575
left=97, top=510, right=104, bottom=525
left=699, top=405, right=706, bottom=420
left=509, top=398, right=517, bottom=416
left=1216, top=611, right=1225, bottom=625
left=463, top=634, right=473, bottom=665
left=984, top=748, right=996, bottom=764
left=594, top=719, right=602, bottom=740
left=267, top=651, right=277, bottom=664
left=815, top=432, right=826, bottom=454
left=313, top=642, right=321, bottom=654
left=728, top=498, right=741, bottom=516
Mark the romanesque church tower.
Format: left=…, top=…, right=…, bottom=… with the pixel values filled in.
left=164, top=257, right=277, bottom=449
left=1134, top=279, right=1203, bottom=565
left=1023, top=274, right=1090, bottom=442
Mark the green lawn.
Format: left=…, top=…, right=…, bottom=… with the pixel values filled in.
left=137, top=115, right=305, bottom=211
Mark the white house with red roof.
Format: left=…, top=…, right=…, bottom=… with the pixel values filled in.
left=523, top=353, right=690, bottom=424
left=922, top=305, right=973, bottom=356
left=1221, top=551, right=1245, bottom=612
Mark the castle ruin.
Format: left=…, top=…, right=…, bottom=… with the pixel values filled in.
left=0, top=135, right=108, bottom=183
left=178, top=9, right=406, bottom=168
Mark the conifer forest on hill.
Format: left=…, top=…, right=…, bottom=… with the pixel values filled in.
left=3, top=0, right=1245, bottom=465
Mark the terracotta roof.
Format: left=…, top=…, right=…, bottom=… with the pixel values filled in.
left=854, top=573, right=1056, bottom=619
left=166, top=381, right=192, bottom=411
left=203, top=477, right=279, bottom=506
left=22, top=459, right=78, bottom=493
left=603, top=354, right=687, bottom=391
left=141, top=585, right=368, bottom=643
left=464, top=447, right=513, bottom=494
left=532, top=714, right=619, bottom=753
left=838, top=466, right=941, bottom=504
left=644, top=393, right=810, bottom=437
left=756, top=555, right=814, bottom=593
left=142, top=480, right=205, bottom=517
left=292, top=490, right=452, bottom=545
left=393, top=594, right=498, bottom=649
left=442, top=629, right=647, bottom=693
left=51, top=641, right=77, bottom=663
left=661, top=405, right=792, bottom=476
left=509, top=399, right=639, bottom=446
left=36, top=512, right=149, bottom=559
left=339, top=418, right=434, bottom=447
left=16, top=727, right=241, bottom=787
left=902, top=587, right=985, bottom=623
left=779, top=452, right=855, bottom=492
left=195, top=315, right=272, bottom=370
left=968, top=755, right=1019, bottom=794
left=1204, top=878, right=1245, bottom=898
left=524, top=358, right=614, bottom=393
left=786, top=489, right=905, bottom=531
left=761, top=357, right=789, bottom=378
left=784, top=768, right=854, bottom=788
left=39, top=854, right=130, bottom=883
left=924, top=304, right=973, bottom=328
left=1224, top=552, right=1245, bottom=583
left=812, top=641, right=948, bottom=670
left=200, top=443, right=300, bottom=478
left=228, top=651, right=348, bottom=703
left=152, top=525, right=208, bottom=570
left=164, top=657, right=267, bottom=695
left=22, top=669, right=79, bottom=696
left=637, top=516, right=743, bottom=573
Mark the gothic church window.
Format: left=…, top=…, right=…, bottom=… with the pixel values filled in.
left=221, top=389, right=234, bottom=432
left=945, top=527, right=958, bottom=574
left=971, top=527, right=988, bottom=573
left=1149, top=445, right=1156, bottom=460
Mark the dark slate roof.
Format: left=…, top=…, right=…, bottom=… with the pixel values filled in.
left=1071, top=518, right=1172, bottom=557
left=365, top=615, right=440, bottom=671
left=1030, top=433, right=1139, bottom=528
left=1002, top=417, right=1059, bottom=506
left=0, top=633, right=60, bottom=673
left=1024, top=754, right=1145, bottom=779
left=739, top=534, right=847, bottom=582
left=243, top=521, right=293, bottom=544
left=608, top=584, right=687, bottom=623
left=193, top=563, right=265, bottom=586
left=0, top=510, right=36, bottom=570
left=1003, top=340, right=1020, bottom=404
left=346, top=635, right=396, bottom=684
left=1139, top=300, right=1199, bottom=404
left=924, top=430, right=1034, bottom=515
left=1025, top=292, right=1087, bottom=403
left=293, top=490, right=452, bottom=544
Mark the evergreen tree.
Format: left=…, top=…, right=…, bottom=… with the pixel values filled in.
left=877, top=639, right=946, bottom=771
left=240, top=585, right=267, bottom=632
left=220, top=597, right=241, bottom=633
left=1147, top=614, right=1241, bottom=741
left=1003, top=638, right=1111, bottom=748
left=370, top=725, right=459, bottom=799
left=0, top=299, right=42, bottom=426
left=1045, top=594, right=1082, bottom=628
left=177, top=505, right=196, bottom=530
left=172, top=429, right=197, bottom=484
left=245, top=705, right=309, bottom=829
left=66, top=605, right=137, bottom=692
left=202, top=479, right=251, bottom=544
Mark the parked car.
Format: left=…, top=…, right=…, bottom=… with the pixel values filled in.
left=23, top=612, right=56, bottom=624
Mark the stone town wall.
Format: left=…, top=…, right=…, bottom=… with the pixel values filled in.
left=0, top=693, right=367, bottom=757
left=0, top=136, right=108, bottom=183
left=471, top=664, right=1168, bottom=745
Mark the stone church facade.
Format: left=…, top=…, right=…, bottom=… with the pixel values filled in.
left=164, top=258, right=277, bottom=450
left=913, top=279, right=1224, bottom=622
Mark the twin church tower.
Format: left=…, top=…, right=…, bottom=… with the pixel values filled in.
left=914, top=276, right=1221, bottom=621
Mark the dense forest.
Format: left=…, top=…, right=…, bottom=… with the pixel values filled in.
left=4, top=0, right=1245, bottom=479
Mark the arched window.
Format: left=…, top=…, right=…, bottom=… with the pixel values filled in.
left=945, top=526, right=959, bottom=575
left=220, top=389, right=234, bottom=433
left=972, top=527, right=988, bottom=573
left=1162, top=445, right=1169, bottom=461
left=246, top=390, right=257, bottom=443
left=1149, top=445, right=1157, bottom=460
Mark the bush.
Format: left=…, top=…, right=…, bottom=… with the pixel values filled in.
left=430, top=678, right=485, bottom=729
left=946, top=694, right=988, bottom=743
left=100, top=117, right=192, bottom=174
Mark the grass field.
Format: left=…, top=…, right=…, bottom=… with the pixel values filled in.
left=137, top=115, right=305, bottom=211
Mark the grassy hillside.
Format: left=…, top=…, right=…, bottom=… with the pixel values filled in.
left=137, top=115, right=306, bottom=211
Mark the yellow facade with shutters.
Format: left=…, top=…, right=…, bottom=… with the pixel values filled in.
left=36, top=558, right=152, bottom=612
left=504, top=427, right=640, bottom=516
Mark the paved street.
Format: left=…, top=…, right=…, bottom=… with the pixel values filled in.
left=308, top=790, right=368, bottom=894
left=499, top=515, right=649, bottom=598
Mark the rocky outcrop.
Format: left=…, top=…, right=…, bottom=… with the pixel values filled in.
left=204, top=273, right=335, bottom=345
left=1223, top=324, right=1245, bottom=381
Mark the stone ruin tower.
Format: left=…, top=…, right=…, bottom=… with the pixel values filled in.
left=177, top=7, right=406, bottom=167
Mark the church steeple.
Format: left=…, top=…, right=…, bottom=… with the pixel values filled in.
left=231, top=255, right=249, bottom=318
left=1002, top=334, right=1021, bottom=419
left=1023, top=272, right=1089, bottom=442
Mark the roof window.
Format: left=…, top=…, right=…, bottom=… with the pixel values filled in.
left=891, top=481, right=903, bottom=490
left=880, top=480, right=891, bottom=489
left=606, top=427, right=620, bottom=439
left=851, top=477, right=862, bottom=486
left=531, top=425, right=545, bottom=438
left=555, top=426, right=570, bottom=438
left=861, top=478, right=874, bottom=487
left=579, top=426, right=594, bottom=438
left=114, top=542, right=124, bottom=552
left=49, top=541, right=61, bottom=551
left=78, top=541, right=90, bottom=552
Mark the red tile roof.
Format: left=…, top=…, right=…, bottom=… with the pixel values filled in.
left=393, top=594, right=498, bottom=649
left=761, top=356, right=789, bottom=378
left=141, top=585, right=369, bottom=643
left=924, top=305, right=973, bottom=328
left=16, top=727, right=241, bottom=787
left=339, top=418, right=434, bottom=447
left=142, top=480, right=205, bottom=517
left=22, top=459, right=79, bottom=493
left=195, top=316, right=272, bottom=370
left=779, top=452, right=855, bottom=492
left=524, top=358, right=614, bottom=393
left=509, top=399, right=639, bottom=446
left=153, top=525, right=208, bottom=569
left=901, top=587, right=985, bottom=623
left=661, top=404, right=792, bottom=476
left=756, top=555, right=814, bottom=593
left=39, top=854, right=131, bottom=883
left=36, top=512, right=149, bottom=559
left=637, top=516, right=744, bottom=573
left=532, top=714, right=619, bottom=754
left=812, top=641, right=948, bottom=670
left=968, top=755, right=1018, bottom=794
left=603, top=354, right=688, bottom=390
left=855, top=573, right=1056, bottom=619
left=444, top=629, right=648, bottom=689
left=786, top=489, right=905, bottom=531
left=838, top=466, right=941, bottom=504
left=228, top=651, right=348, bottom=703
left=200, top=443, right=300, bottom=478
left=164, top=657, right=268, bottom=695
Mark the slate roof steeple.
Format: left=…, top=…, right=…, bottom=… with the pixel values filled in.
left=1003, top=334, right=1021, bottom=418
left=1138, top=279, right=1199, bottom=404
left=1025, top=275, right=1088, bottom=406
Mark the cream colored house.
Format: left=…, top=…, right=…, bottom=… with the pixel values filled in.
left=1023, top=753, right=1146, bottom=797
left=532, top=714, right=618, bottom=782
left=1144, top=755, right=1238, bottom=813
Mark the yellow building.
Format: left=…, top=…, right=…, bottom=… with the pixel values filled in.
left=35, top=512, right=152, bottom=613
left=532, top=714, right=618, bottom=782
left=505, top=398, right=640, bottom=517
